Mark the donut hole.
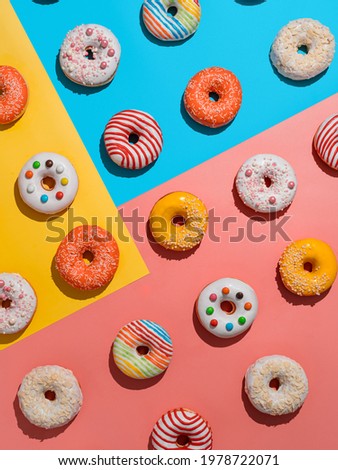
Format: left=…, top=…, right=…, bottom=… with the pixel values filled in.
left=297, top=45, right=309, bottom=55
left=304, top=262, right=313, bottom=273
left=136, top=345, right=150, bottom=356
left=167, top=6, right=178, bottom=17
left=85, top=46, right=95, bottom=60
left=209, top=92, right=220, bottom=102
left=41, top=176, right=56, bottom=191
left=82, top=250, right=94, bottom=265
left=220, top=301, right=236, bottom=315
left=269, top=378, right=280, bottom=391
left=1, top=299, right=12, bottom=309
left=171, top=215, right=186, bottom=226
left=264, top=176, right=273, bottom=188
left=44, top=390, right=56, bottom=401
left=176, top=434, right=190, bottom=448
left=128, top=133, right=139, bottom=145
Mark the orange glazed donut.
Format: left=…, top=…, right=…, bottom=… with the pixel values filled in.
left=184, top=67, right=242, bottom=128
left=55, top=225, right=119, bottom=290
left=0, top=66, right=28, bottom=124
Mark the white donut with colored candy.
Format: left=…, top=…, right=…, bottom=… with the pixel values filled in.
left=0, top=273, right=37, bottom=335
left=313, top=114, right=338, bottom=170
left=18, top=152, right=79, bottom=215
left=196, top=278, right=258, bottom=338
left=59, top=24, right=121, bottom=87
left=236, top=154, right=297, bottom=213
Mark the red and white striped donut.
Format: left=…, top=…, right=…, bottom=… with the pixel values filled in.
left=150, top=408, right=213, bottom=450
left=313, top=114, right=338, bottom=170
left=104, top=110, right=163, bottom=170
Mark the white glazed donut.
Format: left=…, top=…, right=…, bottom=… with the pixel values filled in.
left=0, top=273, right=37, bottom=335
left=313, top=114, right=338, bottom=170
left=104, top=110, right=163, bottom=170
left=151, top=408, right=212, bottom=450
left=196, top=278, right=258, bottom=338
left=236, top=154, right=297, bottom=213
left=18, top=365, right=83, bottom=429
left=270, top=19, right=335, bottom=80
left=245, top=355, right=308, bottom=416
left=18, top=152, right=79, bottom=214
left=59, top=24, right=121, bottom=87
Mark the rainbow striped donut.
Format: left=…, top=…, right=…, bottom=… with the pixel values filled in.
left=313, top=114, right=338, bottom=170
left=112, top=320, right=173, bottom=379
left=104, top=110, right=163, bottom=170
left=142, top=0, right=201, bottom=42
left=151, top=408, right=213, bottom=450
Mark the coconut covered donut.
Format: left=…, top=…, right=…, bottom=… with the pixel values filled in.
left=18, top=365, right=83, bottom=429
left=313, top=114, right=338, bottom=170
left=270, top=19, right=335, bottom=80
left=60, top=24, right=121, bottom=87
left=245, top=355, right=308, bottom=416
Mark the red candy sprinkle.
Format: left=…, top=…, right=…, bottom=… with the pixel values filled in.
left=108, top=48, right=115, bottom=57
left=56, top=192, right=64, bottom=200
left=25, top=171, right=33, bottom=179
left=86, top=28, right=93, bottom=36
left=101, top=40, right=108, bottom=48
left=210, top=319, right=218, bottom=327
left=100, top=62, right=107, bottom=69
left=209, top=293, right=217, bottom=302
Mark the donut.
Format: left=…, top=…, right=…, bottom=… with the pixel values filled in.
left=0, top=273, right=37, bottom=335
left=18, top=365, right=83, bottom=429
left=104, top=110, right=163, bottom=170
left=142, top=0, right=201, bottom=42
left=0, top=65, right=28, bottom=125
left=149, top=191, right=208, bottom=251
left=245, top=355, right=308, bottom=416
left=113, top=320, right=173, bottom=379
left=279, top=238, right=337, bottom=296
left=18, top=152, right=79, bottom=215
left=59, top=24, right=121, bottom=87
left=184, top=67, right=242, bottom=128
left=313, top=114, right=338, bottom=170
left=236, top=154, right=297, bottom=213
left=196, top=278, right=258, bottom=338
left=270, top=19, right=335, bottom=81
left=150, top=408, right=212, bottom=450
left=55, top=225, right=119, bottom=290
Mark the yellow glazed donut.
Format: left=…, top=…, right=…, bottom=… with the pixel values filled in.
left=149, top=191, right=208, bottom=251
left=279, top=238, right=337, bottom=296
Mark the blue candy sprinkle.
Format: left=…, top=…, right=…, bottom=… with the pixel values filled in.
left=226, top=323, right=233, bottom=332
left=41, top=195, right=48, bottom=203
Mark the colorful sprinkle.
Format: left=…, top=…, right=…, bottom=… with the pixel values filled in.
left=33, top=161, right=40, bottom=169
left=206, top=307, right=214, bottom=315
left=222, top=287, right=230, bottom=295
left=27, top=184, right=35, bottom=194
left=226, top=323, right=233, bottom=331
left=0, top=280, right=4, bottom=288
left=244, top=302, right=252, bottom=311
left=56, top=164, right=64, bottom=174
left=245, top=169, right=252, bottom=177
left=46, top=160, right=53, bottom=168
left=100, top=62, right=107, bottom=70
left=210, top=319, right=218, bottom=327
left=61, top=178, right=69, bottom=186
left=209, top=293, right=217, bottom=302
left=101, top=40, right=108, bottom=48
left=86, top=28, right=93, bottom=36
left=40, top=195, right=48, bottom=203
left=269, top=196, right=276, bottom=204
left=108, top=48, right=115, bottom=57
left=25, top=171, right=33, bottom=179
left=288, top=181, right=295, bottom=189
left=236, top=292, right=244, bottom=299
left=238, top=316, right=246, bottom=325
left=56, top=192, right=64, bottom=200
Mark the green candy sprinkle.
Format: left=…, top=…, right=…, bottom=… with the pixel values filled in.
left=238, top=316, right=246, bottom=325
left=206, top=307, right=214, bottom=315
left=33, top=161, right=40, bottom=169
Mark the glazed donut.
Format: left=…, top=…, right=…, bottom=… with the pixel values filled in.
left=104, top=110, right=163, bottom=170
left=0, top=273, right=37, bottom=335
left=313, top=114, right=338, bottom=170
left=236, top=154, right=297, bottom=213
left=184, top=67, right=242, bottom=128
left=151, top=408, right=212, bottom=450
left=55, top=225, right=119, bottom=290
left=0, top=65, right=28, bottom=125
left=245, top=355, right=308, bottom=416
left=142, top=0, right=201, bottom=42
left=196, top=278, right=258, bottom=338
left=18, top=152, right=79, bottom=214
left=279, top=238, right=337, bottom=296
left=113, top=320, right=173, bottom=379
left=149, top=191, right=208, bottom=251
left=270, top=19, right=335, bottom=81
left=59, top=24, right=121, bottom=87
left=18, top=365, right=83, bottom=429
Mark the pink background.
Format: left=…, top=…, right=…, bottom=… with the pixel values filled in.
left=1, top=94, right=337, bottom=450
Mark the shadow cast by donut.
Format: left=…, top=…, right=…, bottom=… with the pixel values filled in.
left=33, top=0, right=59, bottom=4
left=108, top=347, right=166, bottom=390
left=241, top=378, right=301, bottom=426
left=0, top=118, right=22, bottom=131
left=269, top=54, right=328, bottom=87
left=0, top=328, right=27, bottom=346
left=312, top=143, right=338, bottom=178
left=180, top=95, right=233, bottom=136
left=275, top=263, right=330, bottom=307
left=235, top=0, right=266, bottom=5
left=99, top=132, right=157, bottom=179
left=13, top=394, right=74, bottom=441
left=147, top=433, right=154, bottom=450
left=139, top=7, right=194, bottom=48
left=55, top=52, right=113, bottom=96
left=146, top=220, right=200, bottom=261
left=192, top=303, right=251, bottom=348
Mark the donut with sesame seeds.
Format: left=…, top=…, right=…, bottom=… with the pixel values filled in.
left=149, top=191, right=208, bottom=251
left=183, top=67, right=242, bottom=128
left=55, top=225, right=119, bottom=290
left=0, top=66, right=28, bottom=125
left=59, top=24, right=121, bottom=87
left=279, top=238, right=337, bottom=296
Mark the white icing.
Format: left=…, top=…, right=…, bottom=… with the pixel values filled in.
left=18, top=152, right=78, bottom=214
left=196, top=278, right=258, bottom=338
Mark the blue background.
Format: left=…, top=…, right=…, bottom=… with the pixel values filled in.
left=11, top=0, right=338, bottom=205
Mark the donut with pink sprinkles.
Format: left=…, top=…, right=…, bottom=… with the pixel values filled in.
left=59, top=24, right=121, bottom=87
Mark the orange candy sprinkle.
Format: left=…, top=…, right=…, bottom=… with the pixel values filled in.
left=244, top=302, right=252, bottom=311
left=222, top=287, right=230, bottom=295
left=25, top=170, right=33, bottom=179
